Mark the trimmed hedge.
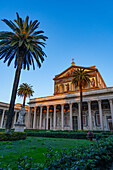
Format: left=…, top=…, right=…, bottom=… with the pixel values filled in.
left=26, top=131, right=102, bottom=139
left=25, top=129, right=113, bottom=140
left=0, top=132, right=27, bottom=141
left=25, top=129, right=111, bottom=133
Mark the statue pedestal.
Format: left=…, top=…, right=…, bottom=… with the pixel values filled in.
left=14, top=123, right=25, bottom=132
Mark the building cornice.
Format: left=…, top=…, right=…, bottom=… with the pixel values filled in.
left=28, top=87, right=113, bottom=106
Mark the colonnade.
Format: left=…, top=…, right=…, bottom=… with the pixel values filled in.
left=0, top=99, right=113, bottom=130
left=29, top=99, right=113, bottom=130
left=0, top=109, right=18, bottom=128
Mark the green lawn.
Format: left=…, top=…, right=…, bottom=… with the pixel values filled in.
left=0, top=137, right=92, bottom=168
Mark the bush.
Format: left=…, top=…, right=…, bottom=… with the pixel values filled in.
left=42, top=136, right=113, bottom=169
left=26, top=132, right=88, bottom=139
left=25, top=129, right=111, bottom=133
left=0, top=132, right=27, bottom=141
left=26, top=131, right=105, bottom=140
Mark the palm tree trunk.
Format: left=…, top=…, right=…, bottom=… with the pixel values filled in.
left=80, top=84, right=83, bottom=130
left=5, top=48, right=24, bottom=132
left=23, top=96, right=26, bottom=106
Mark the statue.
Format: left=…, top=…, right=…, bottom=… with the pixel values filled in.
left=17, top=105, right=25, bottom=124
left=66, top=83, right=69, bottom=91
left=91, top=78, right=95, bottom=87
left=56, top=85, right=59, bottom=93
left=71, top=68, right=74, bottom=75
left=62, top=84, right=64, bottom=92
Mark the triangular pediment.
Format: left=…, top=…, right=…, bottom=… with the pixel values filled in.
left=53, top=65, right=97, bottom=80
left=53, top=59, right=106, bottom=95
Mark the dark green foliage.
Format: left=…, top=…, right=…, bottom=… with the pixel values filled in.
left=17, top=156, right=35, bottom=169
left=27, top=131, right=89, bottom=139
left=17, top=83, right=34, bottom=106
left=0, top=132, right=26, bottom=141
left=42, top=136, right=113, bottom=169
left=25, top=129, right=111, bottom=133
left=25, top=129, right=113, bottom=140
left=26, top=131, right=108, bottom=140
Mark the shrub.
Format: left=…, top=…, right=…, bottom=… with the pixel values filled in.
left=26, top=131, right=103, bottom=140
left=17, top=156, right=34, bottom=169
left=27, top=132, right=87, bottom=139
left=42, top=136, right=113, bottom=169
left=0, top=132, right=27, bottom=141
left=25, top=129, right=111, bottom=133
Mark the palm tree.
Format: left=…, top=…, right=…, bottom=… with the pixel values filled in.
left=17, top=83, right=34, bottom=106
left=0, top=13, right=48, bottom=132
left=72, top=69, right=90, bottom=130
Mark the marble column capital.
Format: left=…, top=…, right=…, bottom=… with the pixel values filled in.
left=2, top=109, right=6, bottom=113
left=39, top=106, right=43, bottom=111
left=69, top=103, right=73, bottom=106
left=109, top=99, right=113, bottom=103
left=98, top=100, right=101, bottom=104
left=47, top=106, right=50, bottom=109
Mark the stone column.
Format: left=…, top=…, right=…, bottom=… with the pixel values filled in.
left=98, top=100, right=103, bottom=130
left=69, top=103, right=73, bottom=130
left=53, top=105, right=56, bottom=130
left=39, top=106, right=42, bottom=129
left=78, top=102, right=81, bottom=130
left=46, top=106, right=49, bottom=130
left=88, top=101, right=92, bottom=130
left=33, top=107, right=37, bottom=129
left=61, top=104, right=64, bottom=130
left=27, top=107, right=31, bottom=128
left=93, top=115, right=96, bottom=130
left=109, top=99, right=113, bottom=128
left=13, top=111, right=17, bottom=128
left=0, top=109, right=5, bottom=128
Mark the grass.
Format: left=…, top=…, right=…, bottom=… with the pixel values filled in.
left=0, top=137, right=93, bottom=168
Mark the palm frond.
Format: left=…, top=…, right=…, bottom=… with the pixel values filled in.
left=72, top=69, right=90, bottom=89
left=2, top=19, right=16, bottom=32
left=32, top=30, right=44, bottom=36
left=17, top=83, right=34, bottom=98
left=0, top=13, right=48, bottom=70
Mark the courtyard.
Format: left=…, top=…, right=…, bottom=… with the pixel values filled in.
left=0, top=136, right=92, bottom=168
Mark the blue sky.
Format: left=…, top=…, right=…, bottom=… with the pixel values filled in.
left=0, top=0, right=113, bottom=105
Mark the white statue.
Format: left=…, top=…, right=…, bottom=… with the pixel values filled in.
left=17, top=105, right=25, bottom=124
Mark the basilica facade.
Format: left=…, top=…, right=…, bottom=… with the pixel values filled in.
left=0, top=59, right=113, bottom=131
left=27, top=59, right=113, bottom=131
